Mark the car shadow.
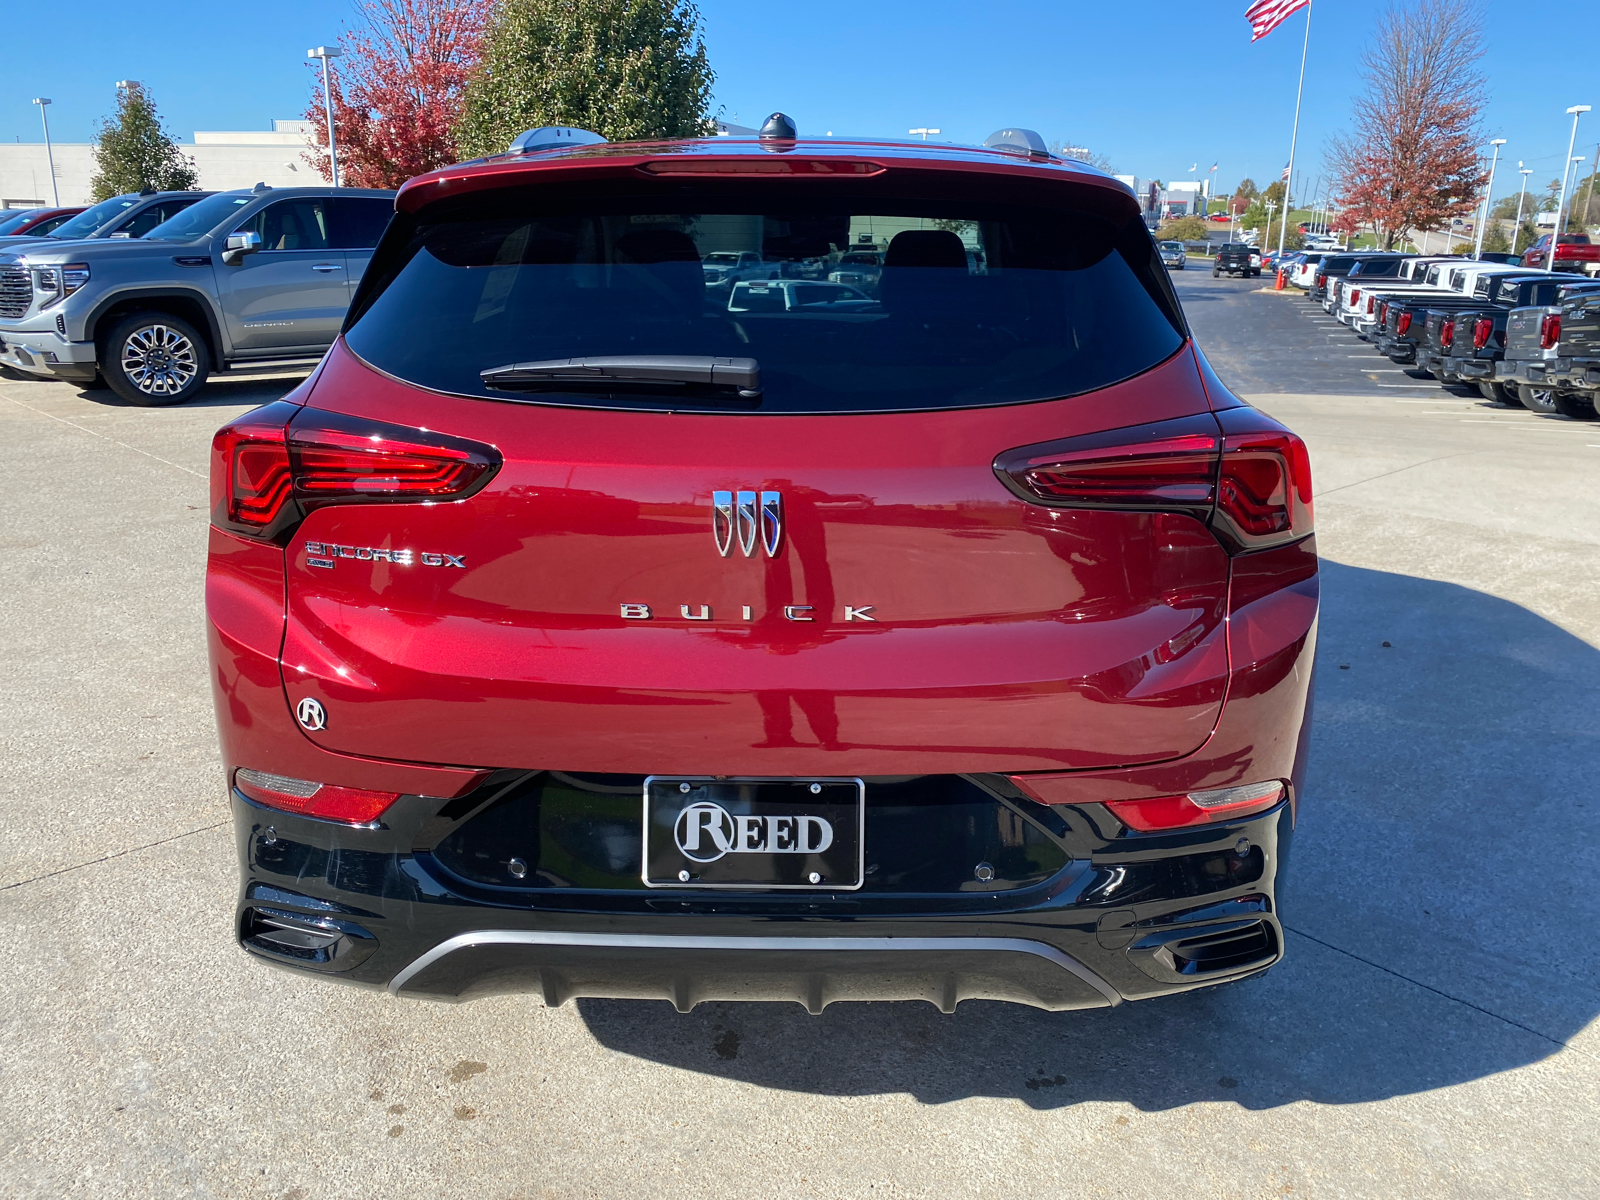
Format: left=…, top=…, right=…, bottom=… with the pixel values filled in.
left=68, top=371, right=309, bottom=410
left=576, top=559, right=1600, bottom=1109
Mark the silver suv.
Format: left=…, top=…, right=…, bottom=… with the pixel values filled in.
left=0, top=185, right=393, bottom=405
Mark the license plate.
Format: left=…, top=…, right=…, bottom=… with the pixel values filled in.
left=642, top=776, right=865, bottom=890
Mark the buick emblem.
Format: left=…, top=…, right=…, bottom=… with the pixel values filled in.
left=295, top=697, right=327, bottom=731
left=712, top=489, right=781, bottom=557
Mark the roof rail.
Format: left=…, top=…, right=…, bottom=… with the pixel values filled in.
left=983, top=128, right=1051, bottom=161
left=508, top=126, right=607, bottom=155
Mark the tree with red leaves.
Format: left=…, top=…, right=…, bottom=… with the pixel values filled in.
left=1328, top=0, right=1490, bottom=250
left=303, top=0, right=489, bottom=189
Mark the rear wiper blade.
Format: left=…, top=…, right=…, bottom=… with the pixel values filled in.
left=480, top=355, right=761, bottom=399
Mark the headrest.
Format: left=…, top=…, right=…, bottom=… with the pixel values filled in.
left=616, top=229, right=701, bottom=265
left=884, top=229, right=968, bottom=270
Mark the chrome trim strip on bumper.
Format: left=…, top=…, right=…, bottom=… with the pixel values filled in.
left=387, top=930, right=1124, bottom=1005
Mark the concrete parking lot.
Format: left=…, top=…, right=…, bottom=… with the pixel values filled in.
left=2, top=275, right=1597, bottom=1198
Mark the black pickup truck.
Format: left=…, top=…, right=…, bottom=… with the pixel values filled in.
left=1213, top=243, right=1258, bottom=278
left=1547, top=288, right=1600, bottom=417
left=1438, top=276, right=1570, bottom=401
left=1374, top=293, right=1484, bottom=364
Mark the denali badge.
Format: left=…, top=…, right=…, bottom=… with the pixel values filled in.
left=674, top=801, right=834, bottom=862
left=713, top=489, right=781, bottom=557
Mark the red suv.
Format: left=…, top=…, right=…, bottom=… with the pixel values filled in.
left=208, top=122, right=1318, bottom=1013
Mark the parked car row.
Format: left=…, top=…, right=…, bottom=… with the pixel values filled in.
left=0, top=184, right=395, bottom=403
left=1282, top=247, right=1600, bottom=419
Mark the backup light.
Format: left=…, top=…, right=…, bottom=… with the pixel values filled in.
left=235, top=767, right=400, bottom=825
left=1106, top=781, right=1286, bottom=832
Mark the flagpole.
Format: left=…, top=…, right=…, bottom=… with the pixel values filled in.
left=1278, top=1, right=1312, bottom=261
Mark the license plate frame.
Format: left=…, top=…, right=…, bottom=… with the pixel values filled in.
left=641, top=776, right=866, bottom=891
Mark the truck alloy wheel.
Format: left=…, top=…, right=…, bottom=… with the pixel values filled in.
left=104, top=312, right=211, bottom=406
left=1517, top=384, right=1559, bottom=415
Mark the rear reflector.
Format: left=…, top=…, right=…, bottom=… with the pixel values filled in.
left=211, top=406, right=501, bottom=539
left=235, top=767, right=400, bottom=824
left=1472, top=318, right=1493, bottom=350
left=1107, top=781, right=1285, bottom=832
left=994, top=409, right=1312, bottom=552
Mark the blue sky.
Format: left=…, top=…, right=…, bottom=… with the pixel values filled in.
left=6, top=0, right=1598, bottom=207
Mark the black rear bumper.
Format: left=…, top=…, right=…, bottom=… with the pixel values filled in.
left=231, top=774, right=1293, bottom=1013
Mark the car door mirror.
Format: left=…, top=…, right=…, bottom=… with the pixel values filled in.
left=222, top=230, right=262, bottom=264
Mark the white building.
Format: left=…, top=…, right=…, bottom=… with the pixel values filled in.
left=1157, top=181, right=1203, bottom=220
left=1, top=120, right=318, bottom=209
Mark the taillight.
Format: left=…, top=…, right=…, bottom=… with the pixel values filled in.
left=1440, top=319, right=1455, bottom=348
left=1315, top=272, right=1325, bottom=287
left=1106, top=781, right=1286, bottom=832
left=1213, top=407, right=1314, bottom=552
left=1397, top=312, right=1413, bottom=335
left=1349, top=289, right=1360, bottom=306
left=234, top=767, right=400, bottom=825
left=211, top=406, right=501, bottom=539
left=993, top=414, right=1220, bottom=521
left=1379, top=302, right=1389, bottom=324
left=1473, top=318, right=1492, bottom=350
left=1540, top=313, right=1561, bottom=350
left=1366, top=296, right=1375, bottom=314
left=994, top=409, right=1312, bottom=553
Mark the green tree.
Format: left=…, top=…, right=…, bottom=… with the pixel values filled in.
left=88, top=86, right=198, bottom=200
left=1234, top=177, right=1259, bottom=202
left=1157, top=215, right=1209, bottom=242
left=1480, top=221, right=1511, bottom=254
left=455, top=0, right=715, bottom=157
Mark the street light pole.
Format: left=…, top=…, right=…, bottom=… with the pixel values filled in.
left=1548, top=105, right=1590, bottom=271
left=1512, top=165, right=1532, bottom=255
left=307, top=46, right=344, bottom=187
left=1473, top=138, right=1506, bottom=259
left=31, top=98, right=58, bottom=207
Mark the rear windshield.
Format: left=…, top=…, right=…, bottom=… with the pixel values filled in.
left=345, top=183, right=1185, bottom=414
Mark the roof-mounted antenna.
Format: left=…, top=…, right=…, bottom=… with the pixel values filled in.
left=759, top=113, right=797, bottom=140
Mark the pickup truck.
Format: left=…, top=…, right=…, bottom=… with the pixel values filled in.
left=1313, top=252, right=1411, bottom=306
left=1348, top=260, right=1512, bottom=338
left=1436, top=275, right=1568, bottom=400
left=701, top=250, right=785, bottom=291
left=1494, top=279, right=1600, bottom=413
left=0, top=185, right=395, bottom=405
left=1519, top=233, right=1600, bottom=275
left=1213, top=243, right=1258, bottom=277
left=1545, top=288, right=1600, bottom=417
left=727, top=279, right=876, bottom=313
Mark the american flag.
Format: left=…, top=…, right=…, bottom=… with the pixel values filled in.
left=1247, top=0, right=1310, bottom=41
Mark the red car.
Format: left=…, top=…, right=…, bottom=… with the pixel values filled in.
left=0, top=206, right=85, bottom=238
left=209, top=121, right=1318, bottom=1013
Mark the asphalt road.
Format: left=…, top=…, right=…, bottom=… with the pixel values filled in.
left=2, top=284, right=1598, bottom=1198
